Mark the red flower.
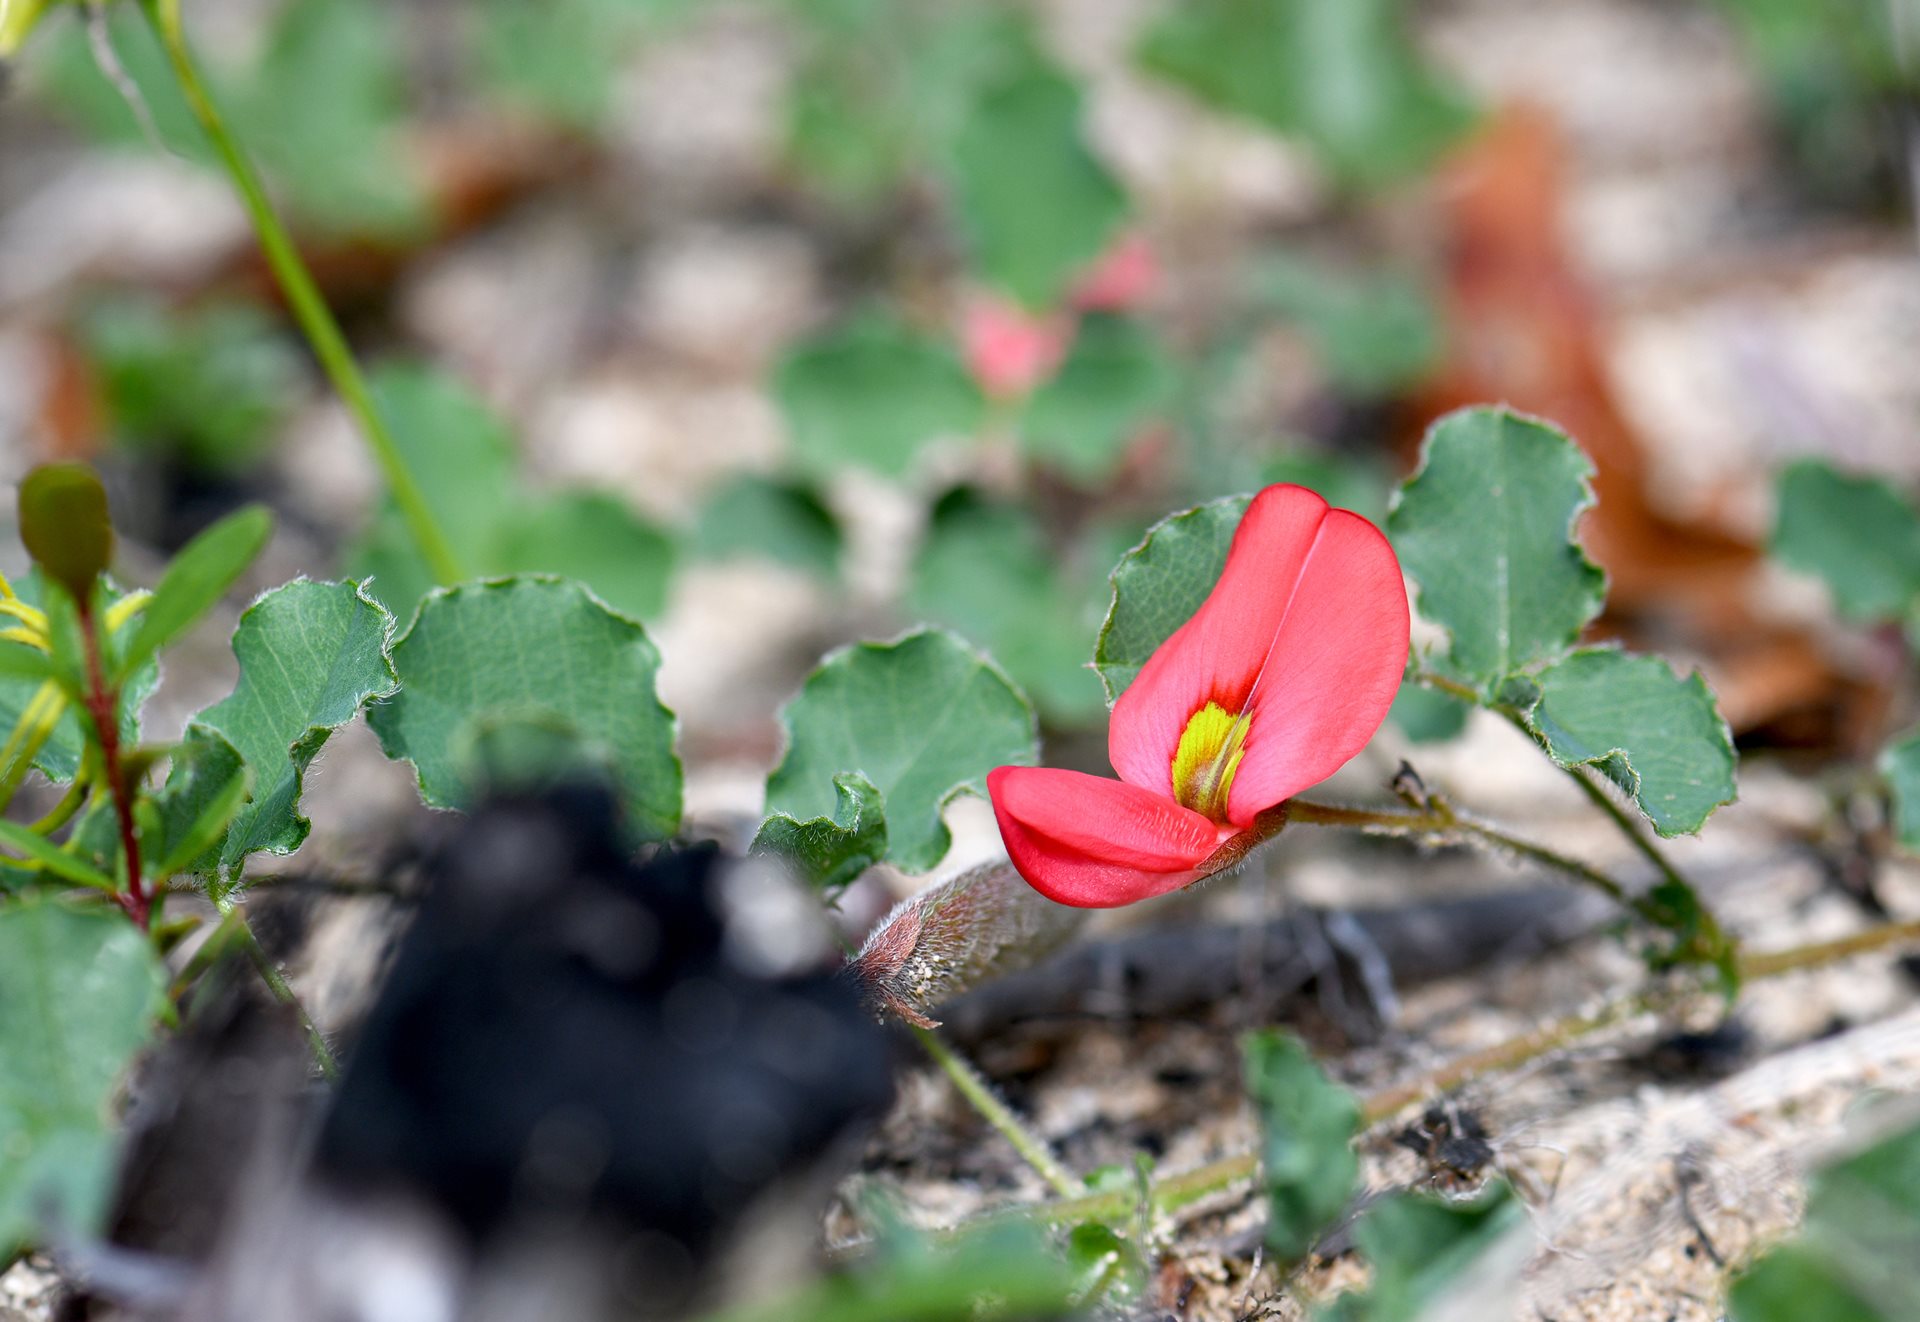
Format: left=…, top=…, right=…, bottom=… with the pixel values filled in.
left=988, top=484, right=1409, bottom=907
left=1071, top=233, right=1159, bottom=312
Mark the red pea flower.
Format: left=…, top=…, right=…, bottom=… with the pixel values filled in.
left=988, top=484, right=1409, bottom=908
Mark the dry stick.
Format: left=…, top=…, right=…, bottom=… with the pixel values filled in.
left=956, top=914, right=1920, bottom=1233
left=137, top=0, right=463, bottom=588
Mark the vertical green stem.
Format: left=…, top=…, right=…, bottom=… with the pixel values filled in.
left=214, top=895, right=340, bottom=1081
left=911, top=1025, right=1078, bottom=1198
left=137, top=0, right=463, bottom=588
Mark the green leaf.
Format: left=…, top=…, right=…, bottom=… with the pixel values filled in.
left=1518, top=648, right=1737, bottom=837
left=1259, top=256, right=1441, bottom=396
left=190, top=580, right=398, bottom=892
left=117, top=505, right=272, bottom=680
left=1243, top=1029, right=1360, bottom=1261
left=474, top=0, right=684, bottom=128
left=751, top=771, right=887, bottom=894
left=764, top=629, right=1037, bottom=874
left=146, top=730, right=250, bottom=881
left=1388, top=407, right=1607, bottom=697
left=693, top=474, right=843, bottom=581
left=492, top=491, right=676, bottom=621
left=0, top=899, right=165, bottom=1257
left=907, top=490, right=1110, bottom=724
left=1882, top=728, right=1920, bottom=852
left=0, top=820, right=120, bottom=893
left=1389, top=681, right=1469, bottom=744
left=369, top=577, right=682, bottom=841
left=79, top=295, right=300, bottom=474
left=0, top=576, right=155, bottom=786
left=0, top=643, right=56, bottom=684
left=348, top=362, right=520, bottom=621
left=241, top=0, right=426, bottom=237
left=1322, top=1183, right=1526, bottom=1322
left=1093, top=493, right=1248, bottom=702
left=774, top=314, right=985, bottom=477
left=949, top=45, right=1127, bottom=307
left=1137, top=0, right=1475, bottom=187
left=1728, top=1107, right=1920, bottom=1322
left=19, top=464, right=112, bottom=600
left=1772, top=459, right=1920, bottom=623
left=1021, top=316, right=1174, bottom=483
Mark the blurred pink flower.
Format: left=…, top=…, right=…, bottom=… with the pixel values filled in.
left=961, top=295, right=1073, bottom=398
left=1071, top=233, right=1159, bottom=312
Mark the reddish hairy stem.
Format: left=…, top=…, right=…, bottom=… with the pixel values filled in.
left=77, top=598, right=147, bottom=929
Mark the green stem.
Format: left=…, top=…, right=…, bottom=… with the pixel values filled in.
left=911, top=1025, right=1078, bottom=1199
left=214, top=895, right=340, bottom=1082
left=137, top=0, right=463, bottom=588
left=1287, top=797, right=1631, bottom=908
left=26, top=773, right=89, bottom=836
left=946, top=912, right=1920, bottom=1235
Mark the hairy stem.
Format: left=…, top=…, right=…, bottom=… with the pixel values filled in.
left=948, top=912, right=1920, bottom=1234
left=77, top=598, right=147, bottom=929
left=912, top=1025, right=1078, bottom=1198
left=214, top=896, right=340, bottom=1081
left=137, top=0, right=463, bottom=588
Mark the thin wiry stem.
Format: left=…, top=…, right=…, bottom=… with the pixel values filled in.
left=911, top=1025, right=1078, bottom=1199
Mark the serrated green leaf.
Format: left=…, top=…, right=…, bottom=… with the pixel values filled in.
left=1520, top=648, right=1737, bottom=837
left=146, top=729, right=250, bottom=880
left=492, top=490, right=675, bottom=621
left=693, top=474, right=842, bottom=581
left=1021, top=315, right=1174, bottom=483
left=1728, top=1107, right=1920, bottom=1322
left=117, top=505, right=272, bottom=681
left=1883, top=728, right=1920, bottom=852
left=1388, top=407, right=1607, bottom=696
left=774, top=314, right=985, bottom=477
left=1321, top=1183, right=1525, bottom=1322
left=190, top=580, right=398, bottom=892
left=949, top=45, right=1127, bottom=307
left=369, top=577, right=682, bottom=840
left=1243, top=1029, right=1360, bottom=1261
left=908, top=490, right=1109, bottom=725
left=1093, top=493, right=1248, bottom=702
left=751, top=771, right=886, bottom=894
left=1772, top=459, right=1920, bottom=623
left=765, top=629, right=1036, bottom=874
left=0, top=899, right=165, bottom=1257
left=1137, top=0, right=1475, bottom=187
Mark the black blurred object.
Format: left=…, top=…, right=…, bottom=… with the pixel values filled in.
left=1636, top=1017, right=1755, bottom=1081
left=313, top=783, right=895, bottom=1306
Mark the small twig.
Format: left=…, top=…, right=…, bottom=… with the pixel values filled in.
left=911, top=1025, right=1078, bottom=1198
left=83, top=0, right=167, bottom=155
left=76, top=596, right=148, bottom=928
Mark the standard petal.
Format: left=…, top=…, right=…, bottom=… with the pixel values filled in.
left=987, top=765, right=1229, bottom=908
left=1106, top=485, right=1408, bottom=824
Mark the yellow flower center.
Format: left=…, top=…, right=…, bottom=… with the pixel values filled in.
left=1170, top=701, right=1248, bottom=822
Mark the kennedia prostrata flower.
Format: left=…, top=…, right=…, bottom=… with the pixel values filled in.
left=988, top=484, right=1409, bottom=908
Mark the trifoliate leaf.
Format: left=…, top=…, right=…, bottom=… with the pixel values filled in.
left=190, top=580, right=398, bottom=893
left=1772, top=458, right=1920, bottom=623
left=1243, top=1029, right=1360, bottom=1261
left=765, top=629, right=1037, bottom=874
left=751, top=771, right=886, bottom=894
left=693, top=474, right=843, bottom=582
left=368, top=577, right=682, bottom=840
left=1137, top=0, right=1475, bottom=187
left=949, top=45, right=1127, bottom=307
left=1518, top=648, right=1737, bottom=837
left=1388, top=407, right=1607, bottom=697
left=774, top=314, right=984, bottom=477
left=1021, top=315, right=1174, bottom=484
left=0, top=900, right=165, bottom=1257
left=1094, top=493, right=1248, bottom=702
